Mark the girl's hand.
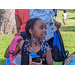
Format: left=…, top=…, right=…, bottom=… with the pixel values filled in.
left=30, top=59, right=42, bottom=65
left=15, top=33, right=20, bottom=36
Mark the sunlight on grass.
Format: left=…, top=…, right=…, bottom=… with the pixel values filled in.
left=0, top=34, right=14, bottom=65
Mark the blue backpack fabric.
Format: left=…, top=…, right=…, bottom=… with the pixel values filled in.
left=53, top=30, right=62, bottom=56
left=52, top=30, right=69, bottom=65
left=4, top=58, right=10, bottom=65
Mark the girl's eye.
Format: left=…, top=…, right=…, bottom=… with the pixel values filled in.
left=40, top=27, right=43, bottom=29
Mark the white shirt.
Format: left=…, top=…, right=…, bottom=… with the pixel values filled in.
left=30, top=9, right=55, bottom=41
left=62, top=13, right=67, bottom=19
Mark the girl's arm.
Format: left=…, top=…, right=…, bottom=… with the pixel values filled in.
left=4, top=42, right=21, bottom=58
left=45, top=47, right=53, bottom=65
left=13, top=40, right=24, bottom=56
left=4, top=40, right=24, bottom=58
left=12, top=44, right=20, bottom=56
left=4, top=46, right=10, bottom=58
left=15, top=15, right=22, bottom=33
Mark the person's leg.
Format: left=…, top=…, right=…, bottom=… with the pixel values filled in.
left=20, top=32, right=26, bottom=40
left=55, top=13, right=57, bottom=20
left=64, top=21, right=66, bottom=25
left=63, top=19, right=66, bottom=25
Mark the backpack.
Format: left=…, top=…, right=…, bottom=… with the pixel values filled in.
left=52, top=29, right=69, bottom=65
left=65, top=54, right=75, bottom=65
left=4, top=35, right=23, bottom=65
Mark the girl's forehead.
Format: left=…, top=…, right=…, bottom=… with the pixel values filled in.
left=35, top=19, right=45, bottom=25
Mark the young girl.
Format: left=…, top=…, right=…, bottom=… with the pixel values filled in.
left=4, top=18, right=53, bottom=65
left=62, top=10, right=68, bottom=26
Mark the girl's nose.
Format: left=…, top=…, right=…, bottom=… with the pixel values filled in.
left=43, top=28, right=47, bottom=33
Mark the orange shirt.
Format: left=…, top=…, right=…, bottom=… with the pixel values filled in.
left=15, top=9, right=30, bottom=32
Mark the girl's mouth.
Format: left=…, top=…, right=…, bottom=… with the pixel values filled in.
left=41, top=33, right=46, bottom=38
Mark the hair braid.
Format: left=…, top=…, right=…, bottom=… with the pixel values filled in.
left=25, top=18, right=41, bottom=39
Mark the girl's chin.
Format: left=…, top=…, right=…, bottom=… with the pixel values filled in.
left=41, top=38, right=45, bottom=40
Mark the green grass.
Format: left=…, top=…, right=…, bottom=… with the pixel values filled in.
left=0, top=34, right=14, bottom=65
left=0, top=9, right=75, bottom=65
left=57, top=9, right=75, bottom=56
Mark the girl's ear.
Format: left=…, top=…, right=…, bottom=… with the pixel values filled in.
left=29, top=28, right=33, bottom=34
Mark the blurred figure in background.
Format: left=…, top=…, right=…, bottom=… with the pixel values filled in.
left=62, top=10, right=68, bottom=26
left=53, top=9, right=58, bottom=20
left=15, top=9, right=30, bottom=40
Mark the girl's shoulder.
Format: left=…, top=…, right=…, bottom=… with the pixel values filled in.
left=18, top=40, right=24, bottom=50
left=20, top=40, right=24, bottom=44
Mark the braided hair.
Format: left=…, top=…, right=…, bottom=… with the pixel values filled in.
left=25, top=18, right=41, bottom=39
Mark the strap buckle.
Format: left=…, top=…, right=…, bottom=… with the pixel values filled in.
left=10, top=50, right=13, bottom=54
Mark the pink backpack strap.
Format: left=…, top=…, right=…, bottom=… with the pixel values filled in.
left=9, top=35, right=23, bottom=53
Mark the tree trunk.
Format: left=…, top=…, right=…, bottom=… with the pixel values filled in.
left=0, top=9, right=17, bottom=34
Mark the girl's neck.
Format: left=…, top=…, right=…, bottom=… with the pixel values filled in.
left=29, top=37, right=41, bottom=53
left=30, top=38, right=41, bottom=46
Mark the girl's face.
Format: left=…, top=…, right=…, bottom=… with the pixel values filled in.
left=33, top=19, right=47, bottom=40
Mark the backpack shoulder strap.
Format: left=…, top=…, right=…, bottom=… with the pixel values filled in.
left=57, top=30, right=67, bottom=57
left=21, top=41, right=29, bottom=65
left=9, top=35, right=23, bottom=53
